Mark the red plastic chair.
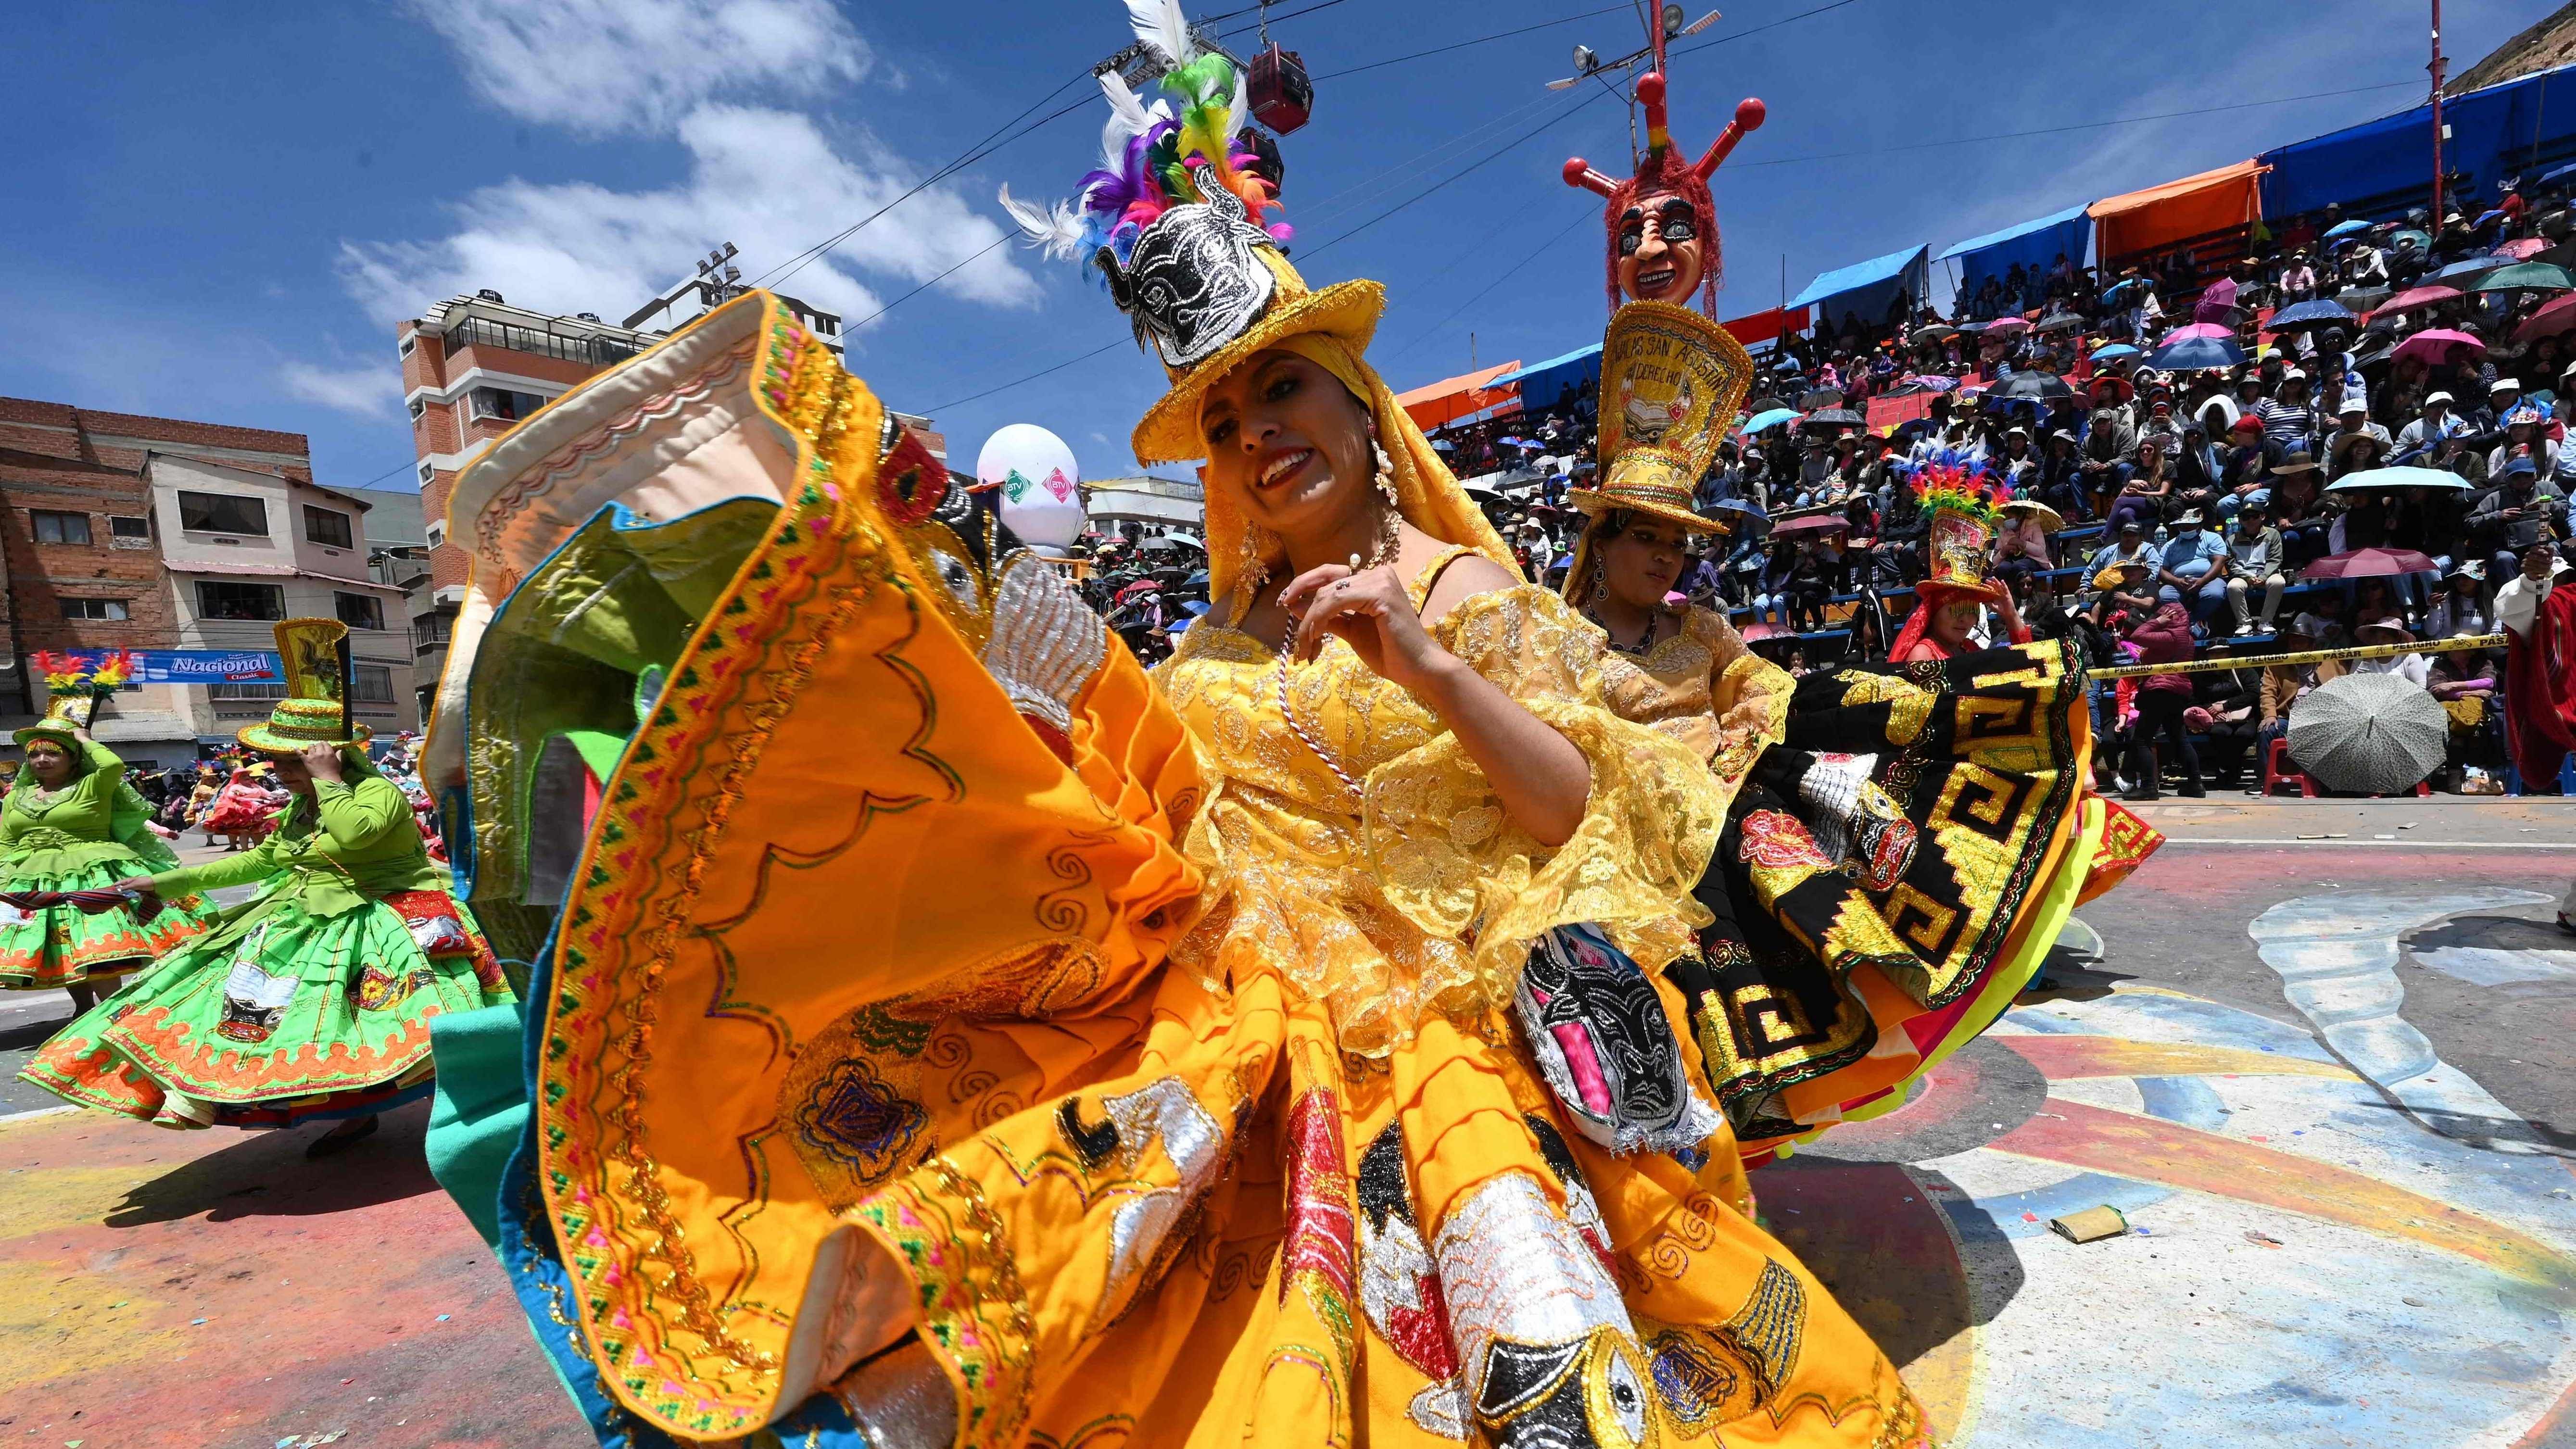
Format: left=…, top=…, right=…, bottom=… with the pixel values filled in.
left=2262, top=736, right=2433, bottom=798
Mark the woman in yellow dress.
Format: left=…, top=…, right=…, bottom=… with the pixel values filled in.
left=1557, top=308, right=2156, bottom=1163
left=427, top=18, right=1933, bottom=1447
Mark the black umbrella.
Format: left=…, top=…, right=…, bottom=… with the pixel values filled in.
left=1801, top=407, right=1866, bottom=429
left=1799, top=389, right=1847, bottom=410
left=2035, top=311, right=2087, bottom=333
left=1992, top=371, right=2074, bottom=401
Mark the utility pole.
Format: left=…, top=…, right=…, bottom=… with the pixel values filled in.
left=2430, top=0, right=2448, bottom=220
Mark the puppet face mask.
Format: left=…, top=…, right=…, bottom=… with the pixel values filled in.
left=1616, top=194, right=1704, bottom=305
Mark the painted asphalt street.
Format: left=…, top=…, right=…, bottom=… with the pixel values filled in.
left=0, top=807, right=2571, bottom=1447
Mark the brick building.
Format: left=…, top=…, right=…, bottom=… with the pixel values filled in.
left=397, top=289, right=943, bottom=695
left=0, top=398, right=318, bottom=765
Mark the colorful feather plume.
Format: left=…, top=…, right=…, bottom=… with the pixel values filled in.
left=1000, top=4, right=1290, bottom=268
left=1909, top=460, right=2003, bottom=523
left=27, top=651, right=89, bottom=693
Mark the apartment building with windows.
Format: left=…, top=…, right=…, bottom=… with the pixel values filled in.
left=147, top=454, right=420, bottom=740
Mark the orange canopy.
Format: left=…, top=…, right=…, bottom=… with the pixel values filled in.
left=1396, top=360, right=1521, bottom=429
left=2089, top=160, right=2266, bottom=260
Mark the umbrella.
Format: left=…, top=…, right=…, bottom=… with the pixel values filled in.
left=2101, top=277, right=2148, bottom=302
left=2163, top=321, right=2236, bottom=342
left=1801, top=407, right=1866, bottom=429
left=1907, top=373, right=1961, bottom=391
left=1770, top=512, right=1851, bottom=536
left=2146, top=335, right=2248, bottom=371
left=2035, top=311, right=2086, bottom=333
left=2389, top=229, right=2431, bottom=251
left=2324, top=218, right=2373, bottom=239
left=1137, top=534, right=1204, bottom=553
left=2090, top=342, right=2143, bottom=360
left=1984, top=316, right=2033, bottom=335
left=2286, top=672, right=2448, bottom=795
left=1740, top=621, right=1792, bottom=643
left=2372, top=283, right=2462, bottom=316
left=1910, top=324, right=1958, bottom=344
left=2432, top=255, right=2508, bottom=284
left=1430, top=438, right=1455, bottom=452
left=1999, top=498, right=2065, bottom=532
left=1799, top=389, right=1847, bottom=410
left=2474, top=261, right=2576, bottom=292
left=2516, top=291, right=2576, bottom=343
left=1742, top=406, right=1802, bottom=434
left=2325, top=466, right=2470, bottom=493
left=2266, top=299, right=2356, bottom=333
left=2300, top=546, right=2439, bottom=580
left=2498, top=236, right=2551, bottom=260
left=1180, top=599, right=1211, bottom=617
left=1497, top=436, right=1529, bottom=447
left=2390, top=328, right=2485, bottom=365
left=2541, top=161, right=2576, bottom=188
left=1991, top=371, right=2073, bottom=401
left=1185, top=568, right=1210, bottom=586
left=1707, top=499, right=1770, bottom=534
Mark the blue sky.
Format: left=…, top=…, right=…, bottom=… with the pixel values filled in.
left=0, top=0, right=2549, bottom=495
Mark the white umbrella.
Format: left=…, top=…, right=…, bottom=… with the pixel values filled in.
left=2286, top=673, right=2447, bottom=794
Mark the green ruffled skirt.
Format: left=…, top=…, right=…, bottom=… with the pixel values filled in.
left=0, top=851, right=219, bottom=989
left=18, top=886, right=513, bottom=1128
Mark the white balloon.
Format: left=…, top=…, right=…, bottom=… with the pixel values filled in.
left=977, top=424, right=1085, bottom=553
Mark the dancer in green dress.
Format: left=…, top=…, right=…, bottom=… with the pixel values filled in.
left=0, top=692, right=218, bottom=1008
left=18, top=619, right=513, bottom=1157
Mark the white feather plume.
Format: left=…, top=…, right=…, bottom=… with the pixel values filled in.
left=1124, top=0, right=1196, bottom=64
left=998, top=183, right=1089, bottom=263
left=1097, top=70, right=1158, bottom=171
left=1222, top=62, right=1247, bottom=142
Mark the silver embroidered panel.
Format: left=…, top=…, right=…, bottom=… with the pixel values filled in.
left=981, top=550, right=1110, bottom=736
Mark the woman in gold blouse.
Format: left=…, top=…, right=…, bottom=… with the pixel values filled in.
left=1562, top=302, right=2113, bottom=1168
left=448, top=28, right=1932, bottom=1449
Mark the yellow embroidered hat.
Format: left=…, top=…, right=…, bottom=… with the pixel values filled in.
left=1567, top=301, right=1751, bottom=536
left=236, top=617, right=369, bottom=751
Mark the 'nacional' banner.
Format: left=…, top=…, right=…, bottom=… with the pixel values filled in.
left=56, top=649, right=284, bottom=685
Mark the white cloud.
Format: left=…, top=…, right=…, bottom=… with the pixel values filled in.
left=280, top=359, right=404, bottom=417
left=340, top=104, right=1037, bottom=330
left=408, top=0, right=871, bottom=138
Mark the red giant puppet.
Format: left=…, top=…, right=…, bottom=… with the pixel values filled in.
left=1562, top=11, right=1765, bottom=314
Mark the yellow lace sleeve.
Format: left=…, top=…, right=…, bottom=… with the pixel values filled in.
left=1361, top=584, right=1721, bottom=996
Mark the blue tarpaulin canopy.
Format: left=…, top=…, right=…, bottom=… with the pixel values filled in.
left=1790, top=245, right=1929, bottom=328
left=1936, top=204, right=2093, bottom=299
left=1489, top=343, right=1602, bottom=409
left=2261, top=65, right=2576, bottom=218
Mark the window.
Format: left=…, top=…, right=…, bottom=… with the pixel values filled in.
left=468, top=387, right=547, bottom=423
left=399, top=335, right=417, bottom=358
left=334, top=591, right=384, bottom=630
left=178, top=491, right=268, bottom=536
left=208, top=679, right=288, bottom=701
left=30, top=511, right=90, bottom=545
left=109, top=515, right=151, bottom=540
left=354, top=664, right=396, bottom=705
left=61, top=598, right=129, bottom=620
left=304, top=506, right=355, bottom=549
left=418, top=462, right=434, bottom=485
left=426, top=523, right=445, bottom=551
left=414, top=613, right=454, bottom=649
left=195, top=580, right=286, bottom=621
left=408, top=399, right=426, bottom=420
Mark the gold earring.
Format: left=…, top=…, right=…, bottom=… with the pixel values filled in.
left=1238, top=524, right=1274, bottom=597
left=1372, top=441, right=1401, bottom=510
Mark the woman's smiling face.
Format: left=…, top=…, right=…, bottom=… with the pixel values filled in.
left=1198, top=348, right=1377, bottom=541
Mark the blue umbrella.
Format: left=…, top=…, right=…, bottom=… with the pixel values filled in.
left=1742, top=407, right=1802, bottom=434
left=2542, top=161, right=2576, bottom=189
left=2101, top=277, right=2148, bottom=302
left=2090, top=342, right=2142, bottom=360
left=1185, top=569, right=1210, bottom=587
left=2146, top=335, right=2248, bottom=371
left=1181, top=598, right=1212, bottom=615
left=2434, top=255, right=2507, bottom=282
left=2324, top=218, right=2372, bottom=239
left=2267, top=298, right=2356, bottom=333
left=1706, top=499, right=1769, bottom=534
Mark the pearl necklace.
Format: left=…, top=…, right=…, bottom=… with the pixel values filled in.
left=1273, top=515, right=1402, bottom=800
